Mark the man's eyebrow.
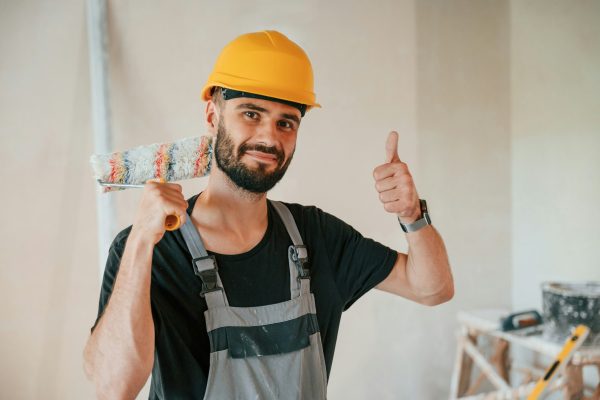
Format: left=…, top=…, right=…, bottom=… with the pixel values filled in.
left=281, top=113, right=301, bottom=125
left=236, top=103, right=268, bottom=113
left=236, top=102, right=301, bottom=125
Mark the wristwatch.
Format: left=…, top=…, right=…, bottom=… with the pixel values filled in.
left=398, top=199, right=431, bottom=233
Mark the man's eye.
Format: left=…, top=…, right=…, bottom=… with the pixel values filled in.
left=244, top=111, right=258, bottom=119
left=278, top=120, right=293, bottom=129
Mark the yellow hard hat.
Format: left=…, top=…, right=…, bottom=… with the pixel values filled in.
left=201, top=30, right=320, bottom=114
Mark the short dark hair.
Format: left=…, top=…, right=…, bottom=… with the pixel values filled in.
left=210, top=86, right=225, bottom=110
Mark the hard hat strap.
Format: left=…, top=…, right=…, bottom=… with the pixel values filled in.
left=220, top=88, right=307, bottom=117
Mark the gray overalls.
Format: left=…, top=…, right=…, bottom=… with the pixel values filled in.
left=180, top=200, right=328, bottom=400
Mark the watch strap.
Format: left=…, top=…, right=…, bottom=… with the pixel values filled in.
left=398, top=199, right=431, bottom=233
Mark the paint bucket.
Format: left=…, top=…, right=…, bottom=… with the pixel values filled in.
left=542, top=282, right=600, bottom=347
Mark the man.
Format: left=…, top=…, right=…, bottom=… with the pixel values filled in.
left=83, top=30, right=453, bottom=399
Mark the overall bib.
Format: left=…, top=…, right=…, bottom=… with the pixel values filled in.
left=180, top=200, right=328, bottom=400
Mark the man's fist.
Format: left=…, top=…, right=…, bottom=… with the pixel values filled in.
left=372, top=131, right=421, bottom=223
left=131, top=179, right=188, bottom=245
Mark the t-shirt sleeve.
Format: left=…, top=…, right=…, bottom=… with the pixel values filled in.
left=317, top=208, right=397, bottom=310
left=90, top=230, right=129, bottom=333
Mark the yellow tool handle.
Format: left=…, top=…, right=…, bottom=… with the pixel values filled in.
left=146, top=178, right=182, bottom=231
left=527, top=324, right=590, bottom=400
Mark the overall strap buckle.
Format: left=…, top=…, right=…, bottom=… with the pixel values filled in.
left=289, top=245, right=310, bottom=280
left=192, top=255, right=222, bottom=297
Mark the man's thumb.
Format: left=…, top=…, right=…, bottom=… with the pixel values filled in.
left=385, top=131, right=400, bottom=163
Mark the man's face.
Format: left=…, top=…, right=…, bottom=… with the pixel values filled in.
left=213, top=97, right=301, bottom=194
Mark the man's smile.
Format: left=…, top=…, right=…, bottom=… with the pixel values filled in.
left=244, top=150, right=279, bottom=164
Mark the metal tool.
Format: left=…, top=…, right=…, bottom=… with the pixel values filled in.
left=501, top=310, right=544, bottom=336
left=97, top=180, right=144, bottom=188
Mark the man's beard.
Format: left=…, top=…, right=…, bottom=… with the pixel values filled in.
left=214, top=118, right=294, bottom=194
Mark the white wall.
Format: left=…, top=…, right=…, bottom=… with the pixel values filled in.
left=511, top=0, right=600, bottom=310
left=0, top=1, right=96, bottom=399
left=510, top=2, right=600, bottom=393
left=413, top=2, right=512, bottom=398
left=3, top=1, right=596, bottom=399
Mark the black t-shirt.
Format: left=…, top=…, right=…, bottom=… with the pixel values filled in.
left=93, top=194, right=397, bottom=399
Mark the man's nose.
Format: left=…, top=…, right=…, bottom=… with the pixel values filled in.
left=254, top=120, right=279, bottom=146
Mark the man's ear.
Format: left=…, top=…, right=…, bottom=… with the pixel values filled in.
left=205, top=101, right=219, bottom=136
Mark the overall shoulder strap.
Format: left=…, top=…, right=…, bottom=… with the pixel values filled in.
left=270, top=200, right=310, bottom=297
left=180, top=214, right=228, bottom=308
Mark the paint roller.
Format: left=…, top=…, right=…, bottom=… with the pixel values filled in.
left=90, top=135, right=214, bottom=230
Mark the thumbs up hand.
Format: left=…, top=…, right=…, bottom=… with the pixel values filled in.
left=373, top=131, right=421, bottom=223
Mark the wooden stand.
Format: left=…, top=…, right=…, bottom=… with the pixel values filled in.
left=450, top=309, right=600, bottom=400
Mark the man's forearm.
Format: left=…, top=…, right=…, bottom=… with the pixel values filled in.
left=83, top=230, right=156, bottom=399
left=404, top=224, right=453, bottom=303
left=372, top=131, right=453, bottom=304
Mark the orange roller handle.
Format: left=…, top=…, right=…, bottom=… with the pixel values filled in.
left=146, top=178, right=183, bottom=231
left=165, top=214, right=182, bottom=231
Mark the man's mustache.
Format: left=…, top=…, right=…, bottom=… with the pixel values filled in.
left=239, top=143, right=284, bottom=164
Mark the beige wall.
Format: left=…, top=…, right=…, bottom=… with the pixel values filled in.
left=1, top=1, right=597, bottom=399
left=510, top=1, right=600, bottom=392
left=412, top=1, right=512, bottom=398
left=0, top=1, right=96, bottom=398
left=511, top=0, right=600, bottom=310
